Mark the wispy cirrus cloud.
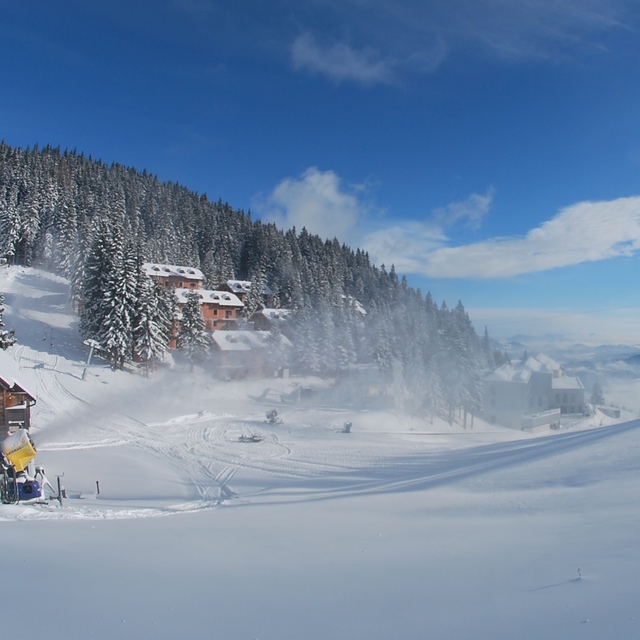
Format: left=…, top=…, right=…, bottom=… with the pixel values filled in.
left=435, top=0, right=631, bottom=59
left=291, top=33, right=395, bottom=87
left=432, top=187, right=495, bottom=230
left=364, top=195, right=640, bottom=278
left=289, top=0, right=636, bottom=85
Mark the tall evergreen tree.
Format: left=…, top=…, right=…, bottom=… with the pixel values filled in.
left=243, top=254, right=268, bottom=318
left=0, top=292, right=16, bottom=350
left=80, top=218, right=112, bottom=342
left=132, top=265, right=170, bottom=372
left=177, top=290, right=209, bottom=368
left=99, top=233, right=135, bottom=370
left=481, top=326, right=496, bottom=371
left=80, top=211, right=136, bottom=369
left=590, top=382, right=605, bottom=406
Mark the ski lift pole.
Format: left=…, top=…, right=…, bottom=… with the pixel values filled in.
left=82, top=339, right=99, bottom=380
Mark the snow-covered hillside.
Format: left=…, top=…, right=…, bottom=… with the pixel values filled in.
left=1, top=266, right=639, bottom=639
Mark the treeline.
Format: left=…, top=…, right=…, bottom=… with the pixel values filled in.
left=0, top=141, right=500, bottom=419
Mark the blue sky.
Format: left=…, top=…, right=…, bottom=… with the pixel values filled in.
left=3, top=0, right=640, bottom=342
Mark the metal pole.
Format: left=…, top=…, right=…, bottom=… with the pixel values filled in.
left=56, top=475, right=64, bottom=506
left=82, top=345, right=95, bottom=381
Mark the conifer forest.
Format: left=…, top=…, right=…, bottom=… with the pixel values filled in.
left=0, top=142, right=498, bottom=419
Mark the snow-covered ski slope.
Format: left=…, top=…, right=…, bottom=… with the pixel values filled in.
left=2, top=266, right=640, bottom=640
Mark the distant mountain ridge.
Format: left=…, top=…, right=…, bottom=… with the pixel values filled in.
left=495, top=334, right=640, bottom=390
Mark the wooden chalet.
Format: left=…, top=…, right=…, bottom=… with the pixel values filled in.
left=0, top=350, right=36, bottom=437
left=174, top=288, right=244, bottom=333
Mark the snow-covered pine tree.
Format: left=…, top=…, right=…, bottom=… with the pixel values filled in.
left=243, top=255, right=269, bottom=318
left=0, top=185, right=21, bottom=263
left=422, top=351, right=444, bottom=424
left=80, top=208, right=137, bottom=370
left=334, top=304, right=357, bottom=376
left=99, top=232, right=135, bottom=370
left=590, top=382, right=605, bottom=406
left=80, top=218, right=112, bottom=342
left=0, top=292, right=16, bottom=350
left=438, top=301, right=483, bottom=427
left=132, top=262, right=170, bottom=374
left=155, top=280, right=177, bottom=346
left=265, top=322, right=289, bottom=376
left=289, top=306, right=321, bottom=375
left=481, top=326, right=496, bottom=371
left=176, top=289, right=209, bottom=369
left=371, top=305, right=395, bottom=379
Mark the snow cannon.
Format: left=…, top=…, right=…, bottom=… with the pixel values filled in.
left=1, top=429, right=51, bottom=504
left=2, top=429, right=38, bottom=472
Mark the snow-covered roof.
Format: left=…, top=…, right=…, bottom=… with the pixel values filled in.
left=524, top=357, right=544, bottom=372
left=552, top=376, right=584, bottom=390
left=0, top=349, right=36, bottom=399
left=225, top=280, right=273, bottom=296
left=175, top=288, right=243, bottom=307
left=143, top=262, right=204, bottom=281
left=487, top=352, right=567, bottom=384
left=486, top=364, right=531, bottom=384
left=253, top=308, right=292, bottom=323
left=535, top=353, right=563, bottom=373
left=210, top=330, right=291, bottom=352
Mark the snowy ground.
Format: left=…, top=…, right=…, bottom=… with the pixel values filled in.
left=2, top=267, right=640, bottom=639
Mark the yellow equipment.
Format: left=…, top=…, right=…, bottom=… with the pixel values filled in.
left=2, top=429, right=37, bottom=473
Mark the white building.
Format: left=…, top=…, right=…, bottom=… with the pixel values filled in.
left=481, top=353, right=585, bottom=432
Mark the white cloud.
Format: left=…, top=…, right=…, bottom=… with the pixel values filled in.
left=363, top=195, right=640, bottom=279
left=439, top=0, right=631, bottom=60
left=253, top=167, right=367, bottom=243
left=291, top=33, right=395, bottom=86
left=432, top=187, right=495, bottom=230
left=361, top=222, right=447, bottom=273
left=426, top=196, right=640, bottom=278
left=288, top=1, right=635, bottom=86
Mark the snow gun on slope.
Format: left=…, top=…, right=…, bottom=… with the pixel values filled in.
left=1, top=429, right=56, bottom=504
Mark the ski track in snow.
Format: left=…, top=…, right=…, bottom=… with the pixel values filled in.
left=12, top=417, right=639, bottom=521
left=20, top=357, right=640, bottom=520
